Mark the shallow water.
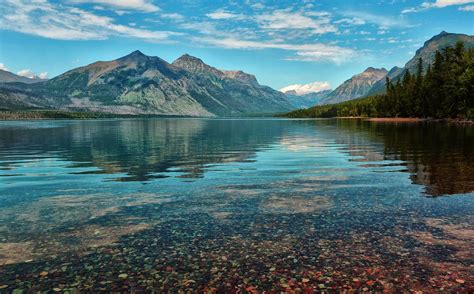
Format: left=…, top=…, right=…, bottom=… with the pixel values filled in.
left=0, top=118, right=473, bottom=292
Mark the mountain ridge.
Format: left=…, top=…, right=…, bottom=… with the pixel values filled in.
left=318, top=67, right=388, bottom=105
left=0, top=52, right=293, bottom=116
left=367, top=31, right=474, bottom=95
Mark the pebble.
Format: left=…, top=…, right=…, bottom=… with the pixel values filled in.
left=118, top=274, right=128, bottom=279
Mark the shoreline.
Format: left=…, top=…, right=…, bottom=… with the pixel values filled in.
left=365, top=117, right=426, bottom=123
left=1, top=110, right=473, bottom=125
left=364, top=117, right=474, bottom=124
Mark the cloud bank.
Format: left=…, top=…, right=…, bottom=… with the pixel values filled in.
left=280, top=81, right=331, bottom=95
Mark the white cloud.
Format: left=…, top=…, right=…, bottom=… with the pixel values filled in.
left=16, top=69, right=49, bottom=79
left=0, top=0, right=177, bottom=41
left=423, top=0, right=474, bottom=8
left=195, top=37, right=357, bottom=64
left=0, top=63, right=9, bottom=71
left=69, top=0, right=159, bottom=12
left=402, top=0, right=474, bottom=13
left=255, top=9, right=337, bottom=34
left=17, top=69, right=35, bottom=79
left=280, top=81, right=331, bottom=95
left=206, top=9, right=244, bottom=20
left=459, top=4, right=474, bottom=10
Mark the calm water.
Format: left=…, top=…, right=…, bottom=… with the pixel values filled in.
left=0, top=118, right=473, bottom=292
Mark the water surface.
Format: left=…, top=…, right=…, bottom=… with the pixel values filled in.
left=0, top=118, right=473, bottom=292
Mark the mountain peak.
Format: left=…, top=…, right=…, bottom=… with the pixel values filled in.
left=174, top=54, right=204, bottom=64
left=172, top=54, right=224, bottom=77
left=364, top=67, right=387, bottom=73
left=223, top=70, right=259, bottom=85
left=118, top=50, right=148, bottom=62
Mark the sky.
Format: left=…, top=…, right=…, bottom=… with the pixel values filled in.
left=0, top=0, right=473, bottom=91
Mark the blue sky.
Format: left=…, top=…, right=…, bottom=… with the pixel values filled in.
left=0, top=0, right=473, bottom=91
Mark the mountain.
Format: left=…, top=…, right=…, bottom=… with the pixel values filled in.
left=0, top=51, right=292, bottom=116
left=0, top=69, right=47, bottom=84
left=284, top=90, right=332, bottom=109
left=367, top=31, right=474, bottom=95
left=319, top=67, right=388, bottom=105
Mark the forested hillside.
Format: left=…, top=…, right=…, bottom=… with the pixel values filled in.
left=284, top=42, right=474, bottom=119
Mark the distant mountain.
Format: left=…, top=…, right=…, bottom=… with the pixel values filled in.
left=284, top=90, right=332, bottom=109
left=319, top=67, right=388, bottom=105
left=368, top=31, right=474, bottom=95
left=0, top=51, right=292, bottom=116
left=0, top=69, right=47, bottom=84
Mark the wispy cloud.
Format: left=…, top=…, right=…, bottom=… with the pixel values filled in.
left=423, top=0, right=474, bottom=8
left=342, top=11, right=410, bottom=28
left=0, top=0, right=177, bottom=41
left=206, top=9, right=245, bottom=20
left=161, top=13, right=184, bottom=20
left=256, top=9, right=337, bottom=35
left=280, top=81, right=331, bottom=95
left=69, top=0, right=160, bottom=12
left=194, top=37, right=357, bottom=64
left=335, top=18, right=366, bottom=26
left=402, top=0, right=474, bottom=13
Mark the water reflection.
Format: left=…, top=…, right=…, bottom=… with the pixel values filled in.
left=1, top=118, right=471, bottom=196
left=330, top=119, right=474, bottom=196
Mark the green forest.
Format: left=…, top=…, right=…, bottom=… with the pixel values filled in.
left=284, top=42, right=474, bottom=119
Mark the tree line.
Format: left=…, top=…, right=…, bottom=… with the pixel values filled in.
left=284, top=42, right=474, bottom=119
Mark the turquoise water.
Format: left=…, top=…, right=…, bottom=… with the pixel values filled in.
left=0, top=118, right=473, bottom=292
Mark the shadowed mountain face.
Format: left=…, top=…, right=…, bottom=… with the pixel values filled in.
left=0, top=51, right=293, bottom=116
left=368, top=31, right=474, bottom=95
left=319, top=67, right=388, bottom=105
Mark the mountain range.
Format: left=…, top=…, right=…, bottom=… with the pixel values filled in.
left=1, top=31, right=472, bottom=115
left=0, top=51, right=292, bottom=116
left=317, top=67, right=388, bottom=105
left=281, top=31, right=474, bottom=107
left=0, top=69, right=47, bottom=84
left=283, top=90, right=332, bottom=109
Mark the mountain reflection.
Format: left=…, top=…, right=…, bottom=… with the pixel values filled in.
left=0, top=119, right=294, bottom=181
left=0, top=118, right=472, bottom=196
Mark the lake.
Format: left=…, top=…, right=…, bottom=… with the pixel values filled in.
left=0, top=118, right=473, bottom=292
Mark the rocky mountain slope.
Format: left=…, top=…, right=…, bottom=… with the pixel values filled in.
left=319, top=67, right=388, bottom=105
left=0, top=51, right=292, bottom=116
left=368, top=31, right=474, bottom=95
